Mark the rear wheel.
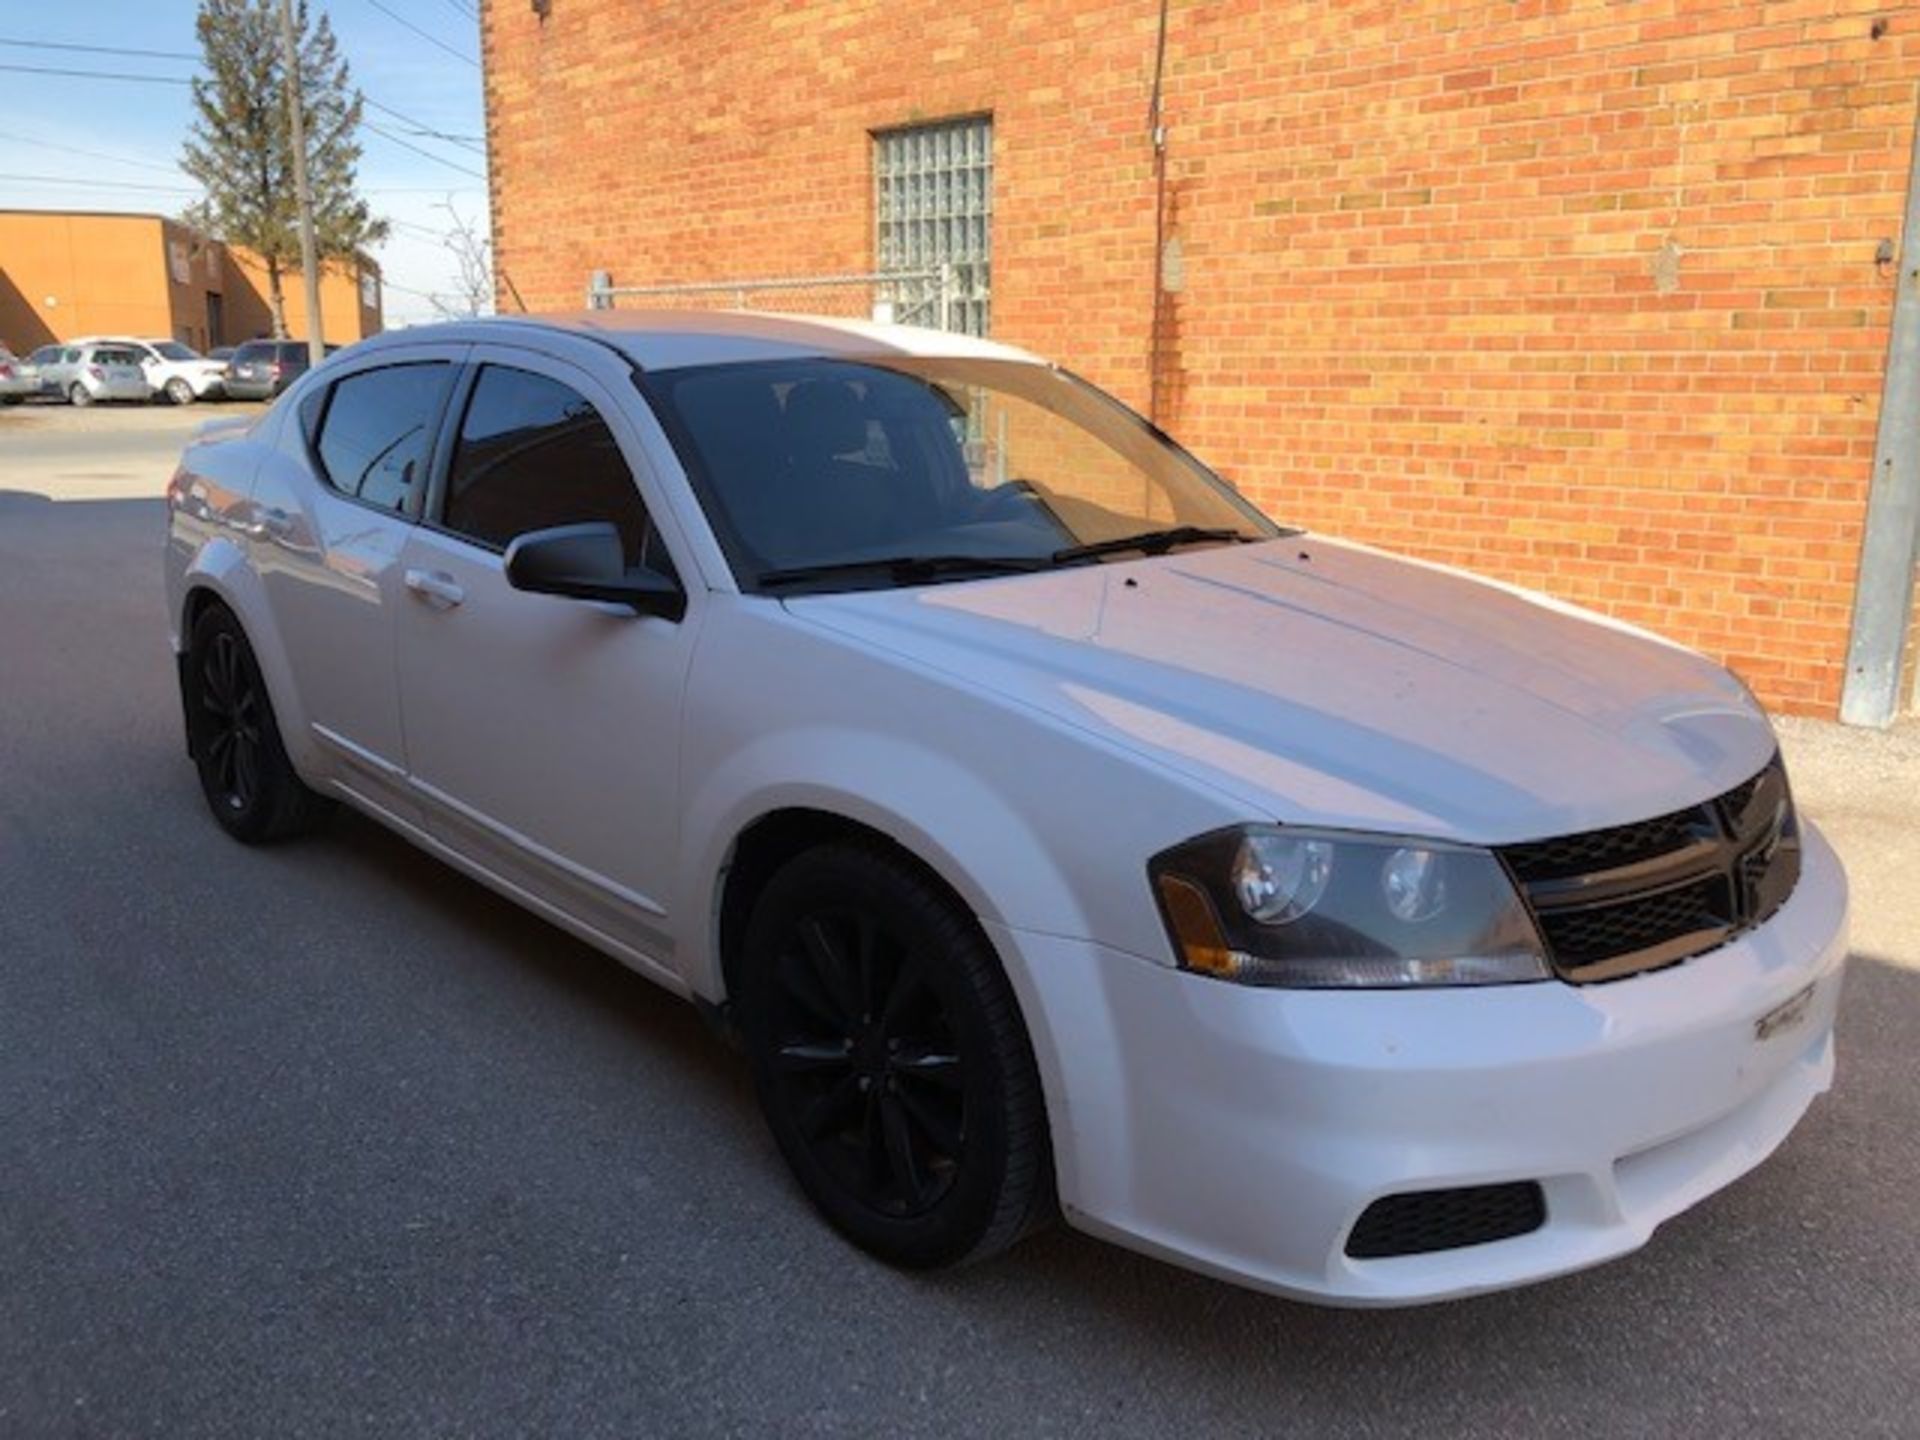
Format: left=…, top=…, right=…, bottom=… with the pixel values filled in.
left=165, top=377, right=194, bottom=406
left=739, top=842, right=1052, bottom=1269
left=184, top=604, right=330, bottom=843
left=67, top=383, right=91, bottom=408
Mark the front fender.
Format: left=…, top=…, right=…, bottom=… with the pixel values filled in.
left=669, top=603, right=1257, bottom=1006
left=677, top=725, right=1085, bottom=1001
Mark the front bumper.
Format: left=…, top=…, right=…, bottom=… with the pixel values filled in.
left=997, top=822, right=1848, bottom=1306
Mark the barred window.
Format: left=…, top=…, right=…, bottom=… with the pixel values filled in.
left=874, top=116, right=991, bottom=336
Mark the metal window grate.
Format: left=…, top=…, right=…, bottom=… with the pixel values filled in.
left=875, top=116, right=991, bottom=336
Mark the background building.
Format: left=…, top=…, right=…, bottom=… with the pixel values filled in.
left=0, top=210, right=382, bottom=354
left=481, top=0, right=1920, bottom=720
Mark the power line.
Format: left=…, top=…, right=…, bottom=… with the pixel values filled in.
left=0, top=62, right=192, bottom=85
left=0, top=172, right=199, bottom=192
left=363, top=0, right=478, bottom=68
left=437, top=0, right=480, bottom=24
left=379, top=277, right=445, bottom=299
left=361, top=95, right=485, bottom=154
left=387, top=217, right=452, bottom=239
left=361, top=120, right=486, bottom=179
left=0, top=36, right=197, bottom=62
left=0, top=128, right=187, bottom=176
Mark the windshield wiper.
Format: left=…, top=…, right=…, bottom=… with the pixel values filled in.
left=1051, top=526, right=1253, bottom=566
left=757, top=554, right=1054, bottom=590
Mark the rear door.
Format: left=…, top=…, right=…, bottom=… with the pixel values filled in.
left=249, top=345, right=464, bottom=824
left=392, top=344, right=702, bottom=974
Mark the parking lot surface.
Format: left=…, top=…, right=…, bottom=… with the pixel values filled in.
left=3, top=404, right=1918, bottom=1436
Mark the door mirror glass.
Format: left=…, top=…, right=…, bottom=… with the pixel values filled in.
left=503, top=522, right=686, bottom=620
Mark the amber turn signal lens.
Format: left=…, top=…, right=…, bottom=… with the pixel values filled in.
left=1155, top=872, right=1237, bottom=979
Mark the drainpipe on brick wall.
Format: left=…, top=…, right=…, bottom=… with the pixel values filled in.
left=1146, top=0, right=1171, bottom=426
left=1840, top=92, right=1920, bottom=728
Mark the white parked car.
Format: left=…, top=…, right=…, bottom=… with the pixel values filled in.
left=162, top=314, right=1848, bottom=1306
left=72, top=335, right=227, bottom=405
left=59, top=342, right=151, bottom=406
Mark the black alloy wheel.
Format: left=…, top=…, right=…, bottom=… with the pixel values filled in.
left=741, top=843, right=1052, bottom=1269
left=199, top=626, right=262, bottom=817
left=770, top=905, right=968, bottom=1218
left=185, top=604, right=330, bottom=843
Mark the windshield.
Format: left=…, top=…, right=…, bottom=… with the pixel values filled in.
left=152, top=341, right=199, bottom=361
left=645, top=357, right=1282, bottom=591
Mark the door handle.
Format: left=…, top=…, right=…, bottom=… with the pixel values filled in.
left=404, top=568, right=465, bottom=609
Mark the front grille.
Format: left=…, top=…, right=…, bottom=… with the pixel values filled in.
left=1502, top=805, right=1702, bottom=884
left=1345, top=1182, right=1547, bottom=1259
left=1536, top=872, right=1731, bottom=969
left=1501, top=753, right=1801, bottom=984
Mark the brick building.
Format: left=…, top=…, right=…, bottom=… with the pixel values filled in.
left=0, top=210, right=382, bottom=355
left=482, top=0, right=1920, bottom=719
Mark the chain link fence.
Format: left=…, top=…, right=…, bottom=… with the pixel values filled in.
left=585, top=266, right=958, bottom=329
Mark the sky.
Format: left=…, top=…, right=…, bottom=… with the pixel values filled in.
left=0, top=0, right=490, bottom=327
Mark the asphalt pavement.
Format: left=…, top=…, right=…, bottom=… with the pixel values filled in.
left=2, top=404, right=1917, bottom=1437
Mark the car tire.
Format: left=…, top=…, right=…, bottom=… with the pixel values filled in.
left=184, top=603, right=331, bottom=843
left=165, top=378, right=194, bottom=406
left=739, top=842, right=1054, bottom=1269
left=67, top=383, right=91, bottom=408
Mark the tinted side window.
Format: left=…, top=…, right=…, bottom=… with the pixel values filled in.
left=442, top=366, right=661, bottom=569
left=313, top=363, right=453, bottom=514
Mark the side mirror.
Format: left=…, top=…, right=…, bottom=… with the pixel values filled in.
left=503, top=522, right=686, bottom=620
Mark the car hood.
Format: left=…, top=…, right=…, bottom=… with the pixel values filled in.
left=784, top=537, right=1776, bottom=843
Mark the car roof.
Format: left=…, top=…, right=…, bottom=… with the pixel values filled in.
left=343, top=311, right=1047, bottom=373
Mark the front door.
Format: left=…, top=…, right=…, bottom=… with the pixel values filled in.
left=393, top=347, right=701, bottom=975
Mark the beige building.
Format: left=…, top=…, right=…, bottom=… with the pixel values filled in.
left=0, top=209, right=381, bottom=354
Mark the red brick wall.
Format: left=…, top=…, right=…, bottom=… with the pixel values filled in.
left=483, top=0, right=1920, bottom=716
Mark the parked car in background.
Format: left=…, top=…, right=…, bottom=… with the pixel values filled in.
left=223, top=339, right=335, bottom=401
left=61, top=343, right=151, bottom=407
left=0, top=346, right=34, bottom=403
left=162, top=313, right=1848, bottom=1307
left=24, top=343, right=79, bottom=398
left=72, top=336, right=229, bottom=405
left=209, top=345, right=237, bottom=364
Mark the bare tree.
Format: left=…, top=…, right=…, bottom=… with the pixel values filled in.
left=429, top=197, right=493, bottom=320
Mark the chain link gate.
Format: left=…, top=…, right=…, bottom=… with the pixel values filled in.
left=584, top=265, right=958, bottom=330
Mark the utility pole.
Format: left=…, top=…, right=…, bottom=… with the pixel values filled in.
left=278, top=0, right=325, bottom=367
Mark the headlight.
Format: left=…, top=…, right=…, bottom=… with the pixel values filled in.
left=1149, top=826, right=1550, bottom=988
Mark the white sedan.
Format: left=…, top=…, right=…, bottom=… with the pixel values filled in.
left=162, top=313, right=1848, bottom=1305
